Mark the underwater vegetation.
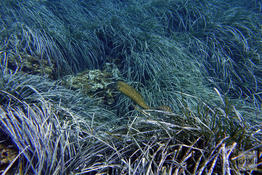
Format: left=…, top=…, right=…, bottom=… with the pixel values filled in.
left=0, top=0, right=261, bottom=174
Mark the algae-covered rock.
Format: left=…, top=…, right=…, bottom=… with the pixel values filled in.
left=0, top=140, right=18, bottom=173
left=62, top=63, right=121, bottom=106
left=5, top=53, right=54, bottom=78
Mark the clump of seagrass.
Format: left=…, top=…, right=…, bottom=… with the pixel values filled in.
left=0, top=91, right=81, bottom=174
left=95, top=98, right=262, bottom=175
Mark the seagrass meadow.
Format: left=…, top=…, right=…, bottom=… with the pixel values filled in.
left=0, top=0, right=261, bottom=174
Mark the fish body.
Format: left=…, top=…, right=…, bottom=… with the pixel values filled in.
left=117, top=81, right=150, bottom=109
